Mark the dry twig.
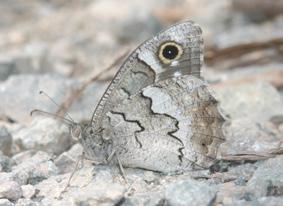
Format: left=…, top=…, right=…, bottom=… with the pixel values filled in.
left=56, top=50, right=129, bottom=117
left=206, top=37, right=283, bottom=67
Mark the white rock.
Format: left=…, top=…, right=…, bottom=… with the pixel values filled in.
left=0, top=74, right=107, bottom=123
left=0, top=173, right=13, bottom=183
left=0, top=199, right=14, bottom=206
left=11, top=151, right=58, bottom=185
left=13, top=118, right=71, bottom=155
left=218, top=119, right=283, bottom=160
left=247, top=155, right=283, bottom=197
left=165, top=179, right=217, bottom=206
left=21, top=185, right=36, bottom=199
left=54, top=144, right=83, bottom=174
left=216, top=81, right=283, bottom=122
left=12, top=151, right=35, bottom=166
left=0, top=181, right=22, bottom=201
left=0, top=74, right=77, bottom=123
left=35, top=165, right=126, bottom=205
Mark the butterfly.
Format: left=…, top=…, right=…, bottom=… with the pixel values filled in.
left=70, top=20, right=225, bottom=174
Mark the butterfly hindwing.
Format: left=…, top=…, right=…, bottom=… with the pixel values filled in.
left=102, top=75, right=225, bottom=173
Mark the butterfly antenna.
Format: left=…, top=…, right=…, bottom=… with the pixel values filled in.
left=30, top=109, right=74, bottom=126
left=39, top=91, right=75, bottom=122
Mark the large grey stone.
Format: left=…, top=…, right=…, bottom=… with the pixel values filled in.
left=0, top=74, right=107, bottom=123
left=215, top=81, right=283, bottom=122
left=54, top=143, right=83, bottom=174
left=206, top=64, right=283, bottom=87
left=218, top=119, right=283, bottom=160
left=35, top=165, right=126, bottom=205
left=0, top=47, right=51, bottom=82
left=11, top=151, right=58, bottom=185
left=247, top=155, right=283, bottom=197
left=0, top=74, right=77, bottom=123
left=13, top=118, right=71, bottom=155
left=212, top=15, right=283, bottom=49
left=165, top=179, right=217, bottom=206
left=214, top=181, right=249, bottom=205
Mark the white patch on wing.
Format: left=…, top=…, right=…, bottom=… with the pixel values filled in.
left=174, top=71, right=182, bottom=77
left=142, top=86, right=174, bottom=115
left=142, top=76, right=206, bottom=156
left=171, top=60, right=179, bottom=66
left=138, top=49, right=163, bottom=74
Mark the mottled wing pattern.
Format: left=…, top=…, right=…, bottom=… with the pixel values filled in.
left=102, top=75, right=225, bottom=173
left=90, top=21, right=202, bottom=129
left=80, top=21, right=225, bottom=173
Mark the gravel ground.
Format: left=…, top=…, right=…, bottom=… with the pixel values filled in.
left=0, top=0, right=282, bottom=205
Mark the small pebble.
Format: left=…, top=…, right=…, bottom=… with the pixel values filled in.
left=0, top=126, right=12, bottom=156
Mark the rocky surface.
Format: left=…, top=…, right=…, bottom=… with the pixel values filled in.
left=0, top=0, right=283, bottom=205
left=0, top=127, right=12, bottom=156
left=0, top=74, right=107, bottom=123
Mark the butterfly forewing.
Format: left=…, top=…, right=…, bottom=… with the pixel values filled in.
left=91, top=21, right=203, bottom=128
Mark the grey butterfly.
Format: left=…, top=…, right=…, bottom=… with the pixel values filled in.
left=72, top=20, right=225, bottom=174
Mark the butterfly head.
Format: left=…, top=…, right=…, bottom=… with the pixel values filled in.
left=71, top=123, right=111, bottom=163
left=30, top=92, right=111, bottom=164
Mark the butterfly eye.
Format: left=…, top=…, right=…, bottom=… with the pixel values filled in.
left=70, top=124, right=82, bottom=141
left=158, top=41, right=183, bottom=64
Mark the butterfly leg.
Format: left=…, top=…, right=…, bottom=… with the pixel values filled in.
left=106, top=149, right=117, bottom=163
left=106, top=149, right=127, bottom=182
left=59, top=152, right=85, bottom=197
left=116, top=154, right=127, bottom=183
